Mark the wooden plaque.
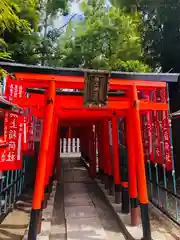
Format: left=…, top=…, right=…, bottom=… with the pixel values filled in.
left=84, top=71, right=109, bottom=107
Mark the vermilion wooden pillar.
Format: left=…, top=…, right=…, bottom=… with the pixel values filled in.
left=55, top=122, right=61, bottom=182
left=46, top=117, right=57, bottom=180
left=92, top=125, right=97, bottom=177
left=79, top=128, right=84, bottom=159
left=87, top=126, right=91, bottom=174
left=47, top=117, right=58, bottom=185
left=42, top=115, right=57, bottom=210
left=112, top=112, right=121, bottom=204
left=131, top=85, right=151, bottom=240
left=103, top=118, right=110, bottom=189
left=105, top=118, right=113, bottom=195
left=28, top=80, right=56, bottom=240
left=89, top=125, right=96, bottom=178
left=119, top=118, right=130, bottom=214
left=94, top=124, right=97, bottom=175
left=107, top=119, right=114, bottom=195
left=87, top=125, right=92, bottom=175
left=85, top=126, right=89, bottom=161
left=96, top=123, right=102, bottom=178
left=80, top=126, right=88, bottom=162
left=126, top=111, right=139, bottom=225
left=99, top=122, right=105, bottom=183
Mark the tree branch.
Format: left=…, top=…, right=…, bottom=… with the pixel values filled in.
left=58, top=14, right=77, bottom=31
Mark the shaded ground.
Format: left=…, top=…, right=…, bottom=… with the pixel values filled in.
left=0, top=189, right=33, bottom=240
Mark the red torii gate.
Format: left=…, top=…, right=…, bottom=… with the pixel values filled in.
left=0, top=61, right=179, bottom=240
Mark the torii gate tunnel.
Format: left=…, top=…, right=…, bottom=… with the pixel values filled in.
left=0, top=62, right=179, bottom=240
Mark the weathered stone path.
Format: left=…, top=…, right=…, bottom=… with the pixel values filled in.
left=50, top=157, right=125, bottom=240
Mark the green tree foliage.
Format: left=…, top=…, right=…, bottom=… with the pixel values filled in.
left=0, top=0, right=31, bottom=33
left=0, top=0, right=32, bottom=60
left=0, top=0, right=36, bottom=75
left=0, top=0, right=68, bottom=65
left=0, top=0, right=151, bottom=73
left=110, top=0, right=180, bottom=73
left=54, top=0, right=151, bottom=72
left=39, top=0, right=69, bottom=65
left=144, top=1, right=180, bottom=73
left=0, top=0, right=40, bottom=63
